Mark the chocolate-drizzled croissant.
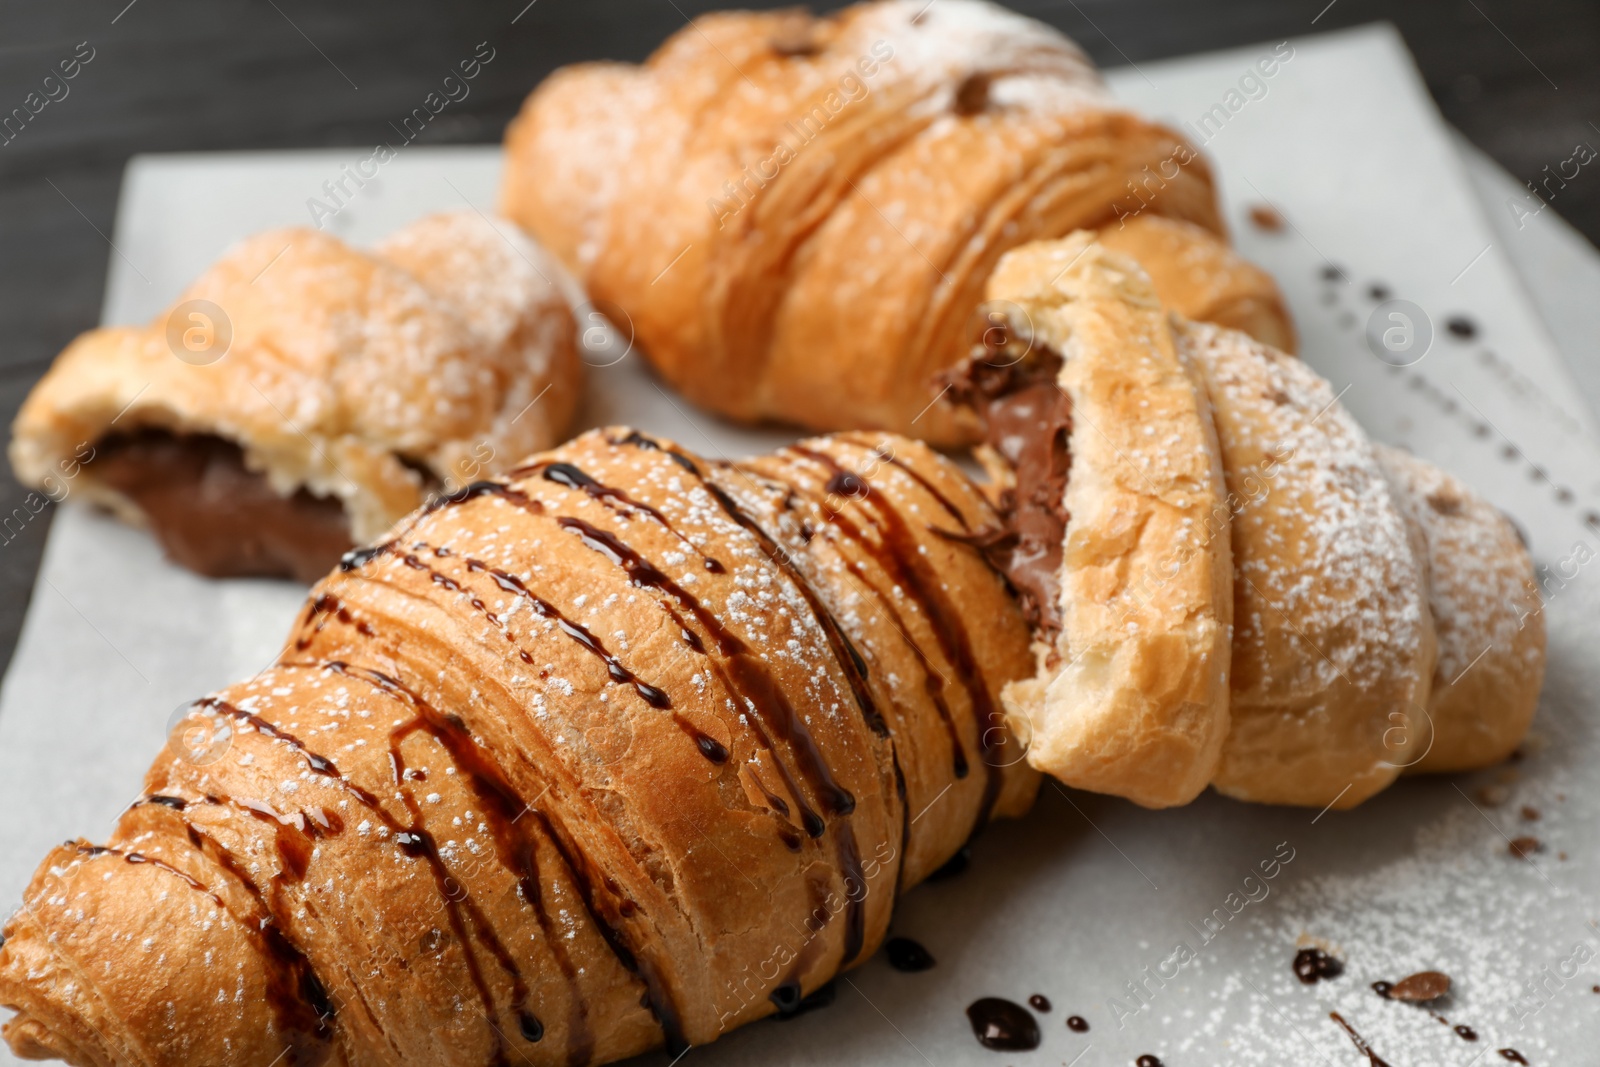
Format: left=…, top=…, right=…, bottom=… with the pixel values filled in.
left=500, top=0, right=1293, bottom=445
left=0, top=429, right=1036, bottom=1066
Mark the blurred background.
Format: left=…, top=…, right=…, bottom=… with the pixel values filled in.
left=0, top=0, right=1594, bottom=675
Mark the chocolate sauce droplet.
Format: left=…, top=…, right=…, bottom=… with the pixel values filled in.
left=769, top=980, right=803, bottom=1016
left=1456, top=1024, right=1478, bottom=1041
left=519, top=1011, right=544, bottom=1042
left=1067, top=1015, right=1089, bottom=1032
left=1028, top=994, right=1051, bottom=1012
left=1498, top=1050, right=1529, bottom=1064
left=885, top=937, right=936, bottom=972
left=965, top=998, right=1039, bottom=1051
left=1293, top=947, right=1344, bottom=984
left=1446, top=315, right=1478, bottom=339
left=339, top=544, right=388, bottom=571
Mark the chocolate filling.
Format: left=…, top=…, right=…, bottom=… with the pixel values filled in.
left=88, top=430, right=353, bottom=583
left=941, top=314, right=1072, bottom=635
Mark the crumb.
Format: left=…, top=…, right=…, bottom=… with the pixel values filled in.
left=1388, top=970, right=1451, bottom=1002
left=1248, top=204, right=1285, bottom=231
left=1508, top=836, right=1541, bottom=860
left=1475, top=784, right=1509, bottom=807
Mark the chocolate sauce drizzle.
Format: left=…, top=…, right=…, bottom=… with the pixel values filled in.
left=806, top=459, right=972, bottom=782
left=192, top=697, right=521, bottom=1062
left=607, top=432, right=895, bottom=966
left=336, top=529, right=727, bottom=767
left=787, top=445, right=1006, bottom=831
left=72, top=828, right=337, bottom=1064
left=557, top=509, right=876, bottom=963
left=691, top=458, right=914, bottom=891
left=69, top=841, right=217, bottom=905
left=294, top=592, right=375, bottom=650
left=191, top=694, right=537, bottom=1065
left=535, top=461, right=725, bottom=574
left=1330, top=1011, right=1393, bottom=1067
left=333, top=436, right=915, bottom=1029
left=403, top=543, right=730, bottom=765
left=863, top=443, right=971, bottom=530
left=558, top=515, right=852, bottom=814
left=343, top=664, right=598, bottom=1062
left=326, top=521, right=834, bottom=1051
left=425, top=479, right=546, bottom=517
left=325, top=661, right=683, bottom=1061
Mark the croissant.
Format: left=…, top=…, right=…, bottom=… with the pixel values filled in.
left=945, top=233, right=1544, bottom=810
left=0, top=427, right=1038, bottom=1066
left=9, top=210, right=581, bottom=582
left=499, top=0, right=1293, bottom=445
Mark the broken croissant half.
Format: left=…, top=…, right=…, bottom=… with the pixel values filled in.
left=9, top=209, right=582, bottom=583
left=946, top=233, right=1545, bottom=810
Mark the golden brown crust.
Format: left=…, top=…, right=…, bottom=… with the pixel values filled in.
left=987, top=235, right=1234, bottom=809
left=501, top=0, right=1289, bottom=444
left=1095, top=215, right=1296, bottom=354
left=1376, top=445, right=1546, bottom=774
left=736, top=431, right=1040, bottom=884
left=10, top=210, right=580, bottom=548
left=0, top=428, right=1036, bottom=1066
left=1185, top=322, right=1437, bottom=809
left=501, top=63, right=654, bottom=274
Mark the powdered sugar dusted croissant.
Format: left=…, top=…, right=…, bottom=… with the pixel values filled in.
left=500, top=0, right=1292, bottom=445
left=9, top=210, right=582, bottom=583
left=0, top=428, right=1036, bottom=1066
left=946, top=233, right=1543, bottom=810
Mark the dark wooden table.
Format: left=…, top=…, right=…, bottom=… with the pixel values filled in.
left=0, top=0, right=1594, bottom=676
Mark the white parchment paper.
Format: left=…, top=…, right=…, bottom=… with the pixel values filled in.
left=2, top=24, right=1598, bottom=1065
